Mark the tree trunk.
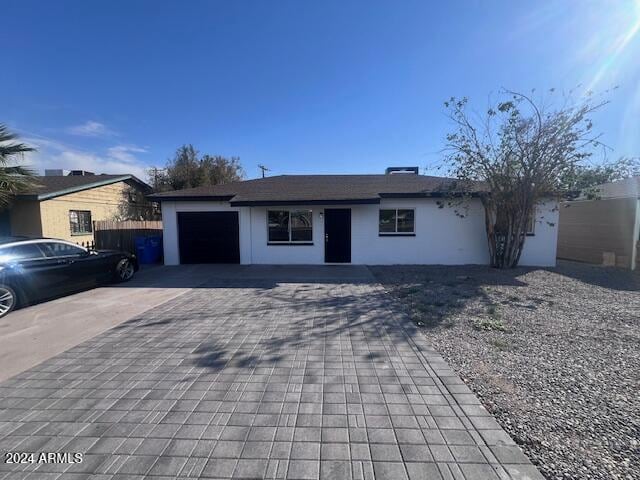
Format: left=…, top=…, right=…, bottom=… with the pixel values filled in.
left=481, top=198, right=499, bottom=267
left=482, top=197, right=529, bottom=269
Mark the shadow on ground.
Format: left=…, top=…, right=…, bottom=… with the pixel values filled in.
left=370, top=264, right=532, bottom=330
left=549, top=260, right=640, bottom=292
left=117, top=264, right=376, bottom=289
left=108, top=261, right=638, bottom=375
left=112, top=276, right=421, bottom=374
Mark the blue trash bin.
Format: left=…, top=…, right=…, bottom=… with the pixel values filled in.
left=146, top=235, right=163, bottom=263
left=135, top=236, right=150, bottom=264
left=135, top=235, right=162, bottom=264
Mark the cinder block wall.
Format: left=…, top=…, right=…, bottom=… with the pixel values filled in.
left=558, top=197, right=638, bottom=269
left=39, top=182, right=128, bottom=243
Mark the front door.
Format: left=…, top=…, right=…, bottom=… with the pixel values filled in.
left=324, top=208, right=351, bottom=263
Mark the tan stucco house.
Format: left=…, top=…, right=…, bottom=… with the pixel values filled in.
left=558, top=176, right=640, bottom=270
left=1, top=171, right=151, bottom=243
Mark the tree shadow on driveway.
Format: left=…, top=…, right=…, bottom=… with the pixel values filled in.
left=108, top=267, right=535, bottom=375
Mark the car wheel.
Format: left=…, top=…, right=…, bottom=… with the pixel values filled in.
left=0, top=285, right=17, bottom=318
left=115, top=258, right=135, bottom=283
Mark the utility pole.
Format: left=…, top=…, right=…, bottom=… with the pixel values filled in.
left=258, top=164, right=270, bottom=178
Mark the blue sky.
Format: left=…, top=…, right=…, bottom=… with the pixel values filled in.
left=2, top=0, right=639, bottom=180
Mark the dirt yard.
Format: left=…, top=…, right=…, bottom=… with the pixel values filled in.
left=371, top=261, right=640, bottom=480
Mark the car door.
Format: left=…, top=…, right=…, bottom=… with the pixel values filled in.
left=66, top=247, right=113, bottom=286
left=38, top=241, right=98, bottom=291
left=0, top=243, right=68, bottom=303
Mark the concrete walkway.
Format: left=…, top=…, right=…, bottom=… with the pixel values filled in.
left=0, top=266, right=542, bottom=479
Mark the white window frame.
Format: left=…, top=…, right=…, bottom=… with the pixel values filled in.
left=378, top=208, right=416, bottom=235
left=267, top=209, right=314, bottom=244
left=526, top=208, right=536, bottom=235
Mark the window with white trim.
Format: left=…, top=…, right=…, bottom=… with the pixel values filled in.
left=69, top=210, right=92, bottom=235
left=268, top=210, right=313, bottom=243
left=379, top=209, right=415, bottom=235
left=526, top=209, right=536, bottom=235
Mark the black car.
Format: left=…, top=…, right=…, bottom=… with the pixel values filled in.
left=0, top=237, right=138, bottom=317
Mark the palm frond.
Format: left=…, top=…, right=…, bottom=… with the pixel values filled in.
left=0, top=124, right=35, bottom=160
left=0, top=124, right=39, bottom=208
left=0, top=169, right=39, bottom=207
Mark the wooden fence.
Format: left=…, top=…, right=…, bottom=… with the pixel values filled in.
left=93, top=220, right=163, bottom=255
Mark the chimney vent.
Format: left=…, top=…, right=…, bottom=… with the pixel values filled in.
left=45, top=169, right=69, bottom=176
left=385, top=166, right=419, bottom=175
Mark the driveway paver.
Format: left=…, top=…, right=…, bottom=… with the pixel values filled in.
left=0, top=266, right=543, bottom=479
left=0, top=264, right=232, bottom=382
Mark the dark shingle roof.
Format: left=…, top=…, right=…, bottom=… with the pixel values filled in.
left=17, top=174, right=151, bottom=201
left=148, top=174, right=485, bottom=205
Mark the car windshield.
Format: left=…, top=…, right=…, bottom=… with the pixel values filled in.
left=0, top=244, right=45, bottom=263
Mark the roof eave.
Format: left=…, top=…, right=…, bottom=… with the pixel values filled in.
left=146, top=194, right=235, bottom=202
left=378, top=191, right=485, bottom=198
left=230, top=198, right=381, bottom=207
left=18, top=175, right=150, bottom=201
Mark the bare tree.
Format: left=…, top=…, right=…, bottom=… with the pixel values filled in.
left=149, top=145, right=243, bottom=192
left=112, top=185, right=160, bottom=221
left=443, top=89, right=609, bottom=268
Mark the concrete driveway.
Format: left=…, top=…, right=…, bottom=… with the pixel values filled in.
left=0, top=265, right=226, bottom=383
left=0, top=266, right=541, bottom=479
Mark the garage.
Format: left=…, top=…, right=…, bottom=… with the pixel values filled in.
left=177, top=211, right=240, bottom=264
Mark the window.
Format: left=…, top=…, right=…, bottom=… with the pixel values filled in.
left=379, top=209, right=415, bottom=235
left=69, top=210, right=92, bottom=235
left=268, top=210, right=313, bottom=243
left=40, top=242, right=86, bottom=258
left=0, top=244, right=45, bottom=263
left=526, top=209, right=536, bottom=235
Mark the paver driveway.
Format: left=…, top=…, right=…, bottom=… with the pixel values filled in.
left=0, top=266, right=542, bottom=479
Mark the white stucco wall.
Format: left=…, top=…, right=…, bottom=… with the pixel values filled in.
left=351, top=199, right=488, bottom=264
left=519, top=200, right=559, bottom=267
left=161, top=198, right=558, bottom=266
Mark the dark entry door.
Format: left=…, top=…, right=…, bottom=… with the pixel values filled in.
left=177, top=211, right=240, bottom=264
left=324, top=208, right=351, bottom=263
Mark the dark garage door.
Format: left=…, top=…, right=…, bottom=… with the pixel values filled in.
left=177, top=211, right=240, bottom=264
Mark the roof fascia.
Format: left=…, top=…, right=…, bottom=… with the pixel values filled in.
left=230, top=198, right=381, bottom=207
left=26, top=175, right=135, bottom=201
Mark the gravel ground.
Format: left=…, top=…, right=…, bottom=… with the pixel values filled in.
left=371, top=261, right=640, bottom=480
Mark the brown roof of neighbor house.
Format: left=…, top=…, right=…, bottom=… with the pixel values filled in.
left=148, top=174, right=485, bottom=205
left=17, top=174, right=151, bottom=201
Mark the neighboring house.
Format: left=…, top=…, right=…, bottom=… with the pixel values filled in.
left=149, top=167, right=559, bottom=266
left=2, top=171, right=151, bottom=243
left=558, top=176, right=640, bottom=269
